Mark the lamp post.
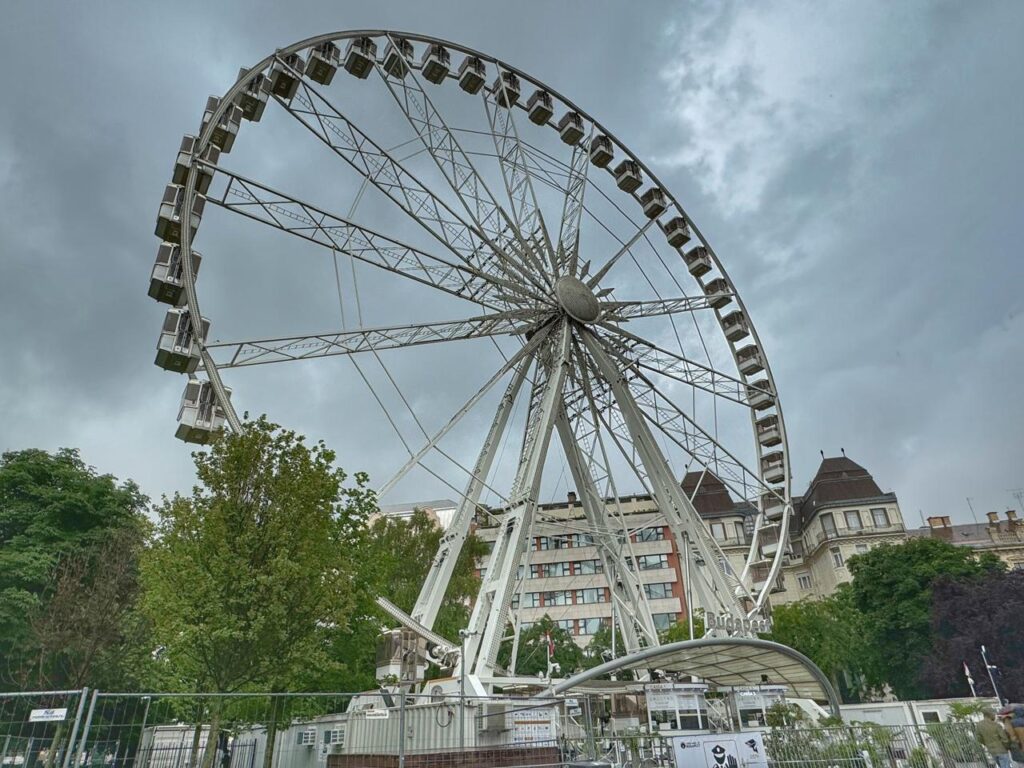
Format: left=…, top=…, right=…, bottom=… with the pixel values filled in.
left=981, top=645, right=1004, bottom=704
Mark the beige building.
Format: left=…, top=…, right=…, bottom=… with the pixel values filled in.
left=469, top=453, right=909, bottom=645
left=908, top=511, right=1024, bottom=570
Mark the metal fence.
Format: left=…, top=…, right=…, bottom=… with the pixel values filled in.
left=0, top=691, right=999, bottom=768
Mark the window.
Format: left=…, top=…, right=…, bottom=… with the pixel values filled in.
left=797, top=573, right=812, bottom=590
left=570, top=533, right=595, bottom=547
left=524, top=592, right=541, bottom=608
left=551, top=534, right=570, bottom=549
left=636, top=554, right=669, bottom=570
left=845, top=510, right=863, bottom=531
left=635, top=526, right=665, bottom=542
left=531, top=562, right=570, bottom=579
left=652, top=613, right=676, bottom=631
left=575, top=588, right=607, bottom=604
left=855, top=543, right=869, bottom=555
left=871, top=508, right=890, bottom=527
left=520, top=621, right=533, bottom=632
left=543, top=591, right=570, bottom=606
left=710, top=522, right=727, bottom=541
left=821, top=513, right=837, bottom=537
left=575, top=559, right=603, bottom=575
left=557, top=619, right=575, bottom=634
left=478, top=568, right=486, bottom=580
left=921, top=711, right=941, bottom=724
left=517, top=565, right=524, bottom=579
left=734, top=522, right=746, bottom=543
left=830, top=547, right=844, bottom=568
left=578, top=617, right=607, bottom=635
left=643, top=582, right=674, bottom=599
left=536, top=536, right=550, bottom=551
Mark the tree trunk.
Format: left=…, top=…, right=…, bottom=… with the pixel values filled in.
left=200, top=703, right=223, bottom=768
left=261, top=697, right=282, bottom=768
left=188, top=704, right=205, bottom=768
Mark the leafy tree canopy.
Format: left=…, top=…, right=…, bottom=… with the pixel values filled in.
left=325, top=508, right=487, bottom=691
left=0, top=448, right=148, bottom=690
left=922, top=570, right=1024, bottom=700
left=768, top=586, right=869, bottom=701
left=846, top=537, right=1004, bottom=699
left=497, top=615, right=585, bottom=678
left=140, top=416, right=376, bottom=693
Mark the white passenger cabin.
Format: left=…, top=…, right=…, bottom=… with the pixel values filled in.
left=149, top=242, right=201, bottom=306
left=155, top=308, right=209, bottom=374
left=176, top=379, right=231, bottom=444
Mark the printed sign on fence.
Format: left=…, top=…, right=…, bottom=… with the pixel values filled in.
left=29, top=708, right=68, bottom=722
left=673, top=732, right=767, bottom=768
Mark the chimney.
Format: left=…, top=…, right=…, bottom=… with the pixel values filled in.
left=567, top=491, right=577, bottom=505
left=1007, top=510, right=1018, bottom=523
left=942, top=516, right=952, bottom=527
left=986, top=511, right=1000, bottom=525
left=927, top=516, right=947, bottom=529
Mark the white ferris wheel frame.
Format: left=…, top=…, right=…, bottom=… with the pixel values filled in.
left=168, top=29, right=795, bottom=682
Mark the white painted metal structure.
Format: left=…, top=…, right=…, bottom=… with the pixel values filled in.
left=150, top=31, right=794, bottom=689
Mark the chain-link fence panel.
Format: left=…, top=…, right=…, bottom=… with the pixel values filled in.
left=0, top=690, right=88, bottom=768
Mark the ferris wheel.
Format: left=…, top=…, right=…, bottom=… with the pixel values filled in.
left=149, top=30, right=793, bottom=681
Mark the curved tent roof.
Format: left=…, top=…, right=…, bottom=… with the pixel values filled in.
left=553, top=637, right=841, bottom=716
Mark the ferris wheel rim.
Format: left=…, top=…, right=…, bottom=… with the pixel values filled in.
left=172, top=28, right=795, bottom=613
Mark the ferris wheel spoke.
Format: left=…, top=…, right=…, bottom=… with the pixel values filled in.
left=602, top=296, right=724, bottom=320
left=626, top=369, right=774, bottom=501
left=203, top=164, right=531, bottom=308
left=204, top=310, right=543, bottom=369
left=370, top=40, right=551, bottom=296
left=586, top=219, right=657, bottom=288
left=579, top=328, right=753, bottom=618
left=556, top=133, right=593, bottom=277
left=598, top=324, right=750, bottom=405
left=277, top=74, right=548, bottom=302
left=377, top=321, right=551, bottom=500
left=482, top=67, right=558, bottom=278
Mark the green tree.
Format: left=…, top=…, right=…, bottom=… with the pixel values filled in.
left=768, top=586, right=869, bottom=701
left=847, top=537, right=1004, bottom=699
left=659, top=613, right=706, bottom=644
left=325, top=509, right=487, bottom=691
left=0, top=448, right=148, bottom=690
left=497, top=615, right=585, bottom=677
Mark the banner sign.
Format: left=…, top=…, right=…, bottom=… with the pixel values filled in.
left=705, top=613, right=772, bottom=634
left=673, top=732, right=767, bottom=768
left=29, top=708, right=68, bottom=723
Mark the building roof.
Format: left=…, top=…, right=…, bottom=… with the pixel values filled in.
left=798, top=455, right=890, bottom=520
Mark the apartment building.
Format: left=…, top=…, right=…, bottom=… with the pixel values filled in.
left=468, top=453, right=908, bottom=645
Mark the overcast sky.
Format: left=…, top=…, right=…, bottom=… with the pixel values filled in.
left=0, top=1, right=1021, bottom=525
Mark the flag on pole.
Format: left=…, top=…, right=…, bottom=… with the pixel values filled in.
left=963, top=661, right=977, bottom=697
left=545, top=632, right=555, bottom=657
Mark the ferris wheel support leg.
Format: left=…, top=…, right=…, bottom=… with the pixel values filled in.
left=463, top=323, right=572, bottom=680
left=410, top=362, right=531, bottom=632
left=580, top=330, right=746, bottom=628
left=554, top=409, right=657, bottom=652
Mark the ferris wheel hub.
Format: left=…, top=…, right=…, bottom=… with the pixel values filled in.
left=554, top=276, right=601, bottom=323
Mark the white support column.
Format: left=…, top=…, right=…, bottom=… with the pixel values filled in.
left=580, top=330, right=746, bottom=626
left=411, top=362, right=530, bottom=631
left=554, top=409, right=658, bottom=651
left=463, top=322, right=572, bottom=678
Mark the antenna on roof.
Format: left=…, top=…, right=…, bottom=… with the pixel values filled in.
left=966, top=497, right=979, bottom=526
left=820, top=450, right=825, bottom=460
left=841, top=447, right=846, bottom=457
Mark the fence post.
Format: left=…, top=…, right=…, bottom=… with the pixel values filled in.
left=1, top=735, right=11, bottom=768
left=397, top=691, right=406, bottom=768
left=71, top=690, right=99, bottom=768
left=61, top=688, right=90, bottom=768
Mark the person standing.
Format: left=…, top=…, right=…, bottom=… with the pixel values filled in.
left=977, top=710, right=1012, bottom=768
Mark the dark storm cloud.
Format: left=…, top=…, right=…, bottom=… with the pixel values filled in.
left=0, top=1, right=1020, bottom=521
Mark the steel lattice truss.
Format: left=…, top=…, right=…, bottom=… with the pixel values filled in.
left=155, top=30, right=796, bottom=686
